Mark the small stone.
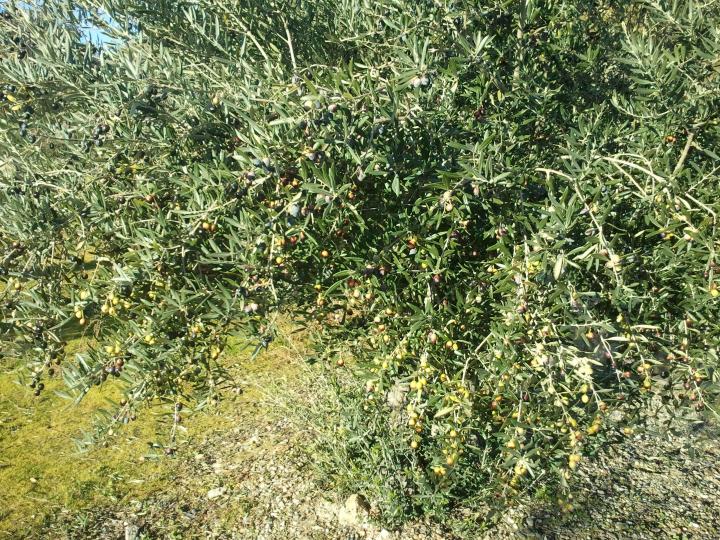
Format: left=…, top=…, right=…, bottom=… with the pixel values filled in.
left=338, top=494, right=370, bottom=526
left=124, top=522, right=140, bottom=540
left=207, top=486, right=227, bottom=500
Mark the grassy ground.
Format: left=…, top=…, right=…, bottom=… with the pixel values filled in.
left=2, top=328, right=719, bottom=539
left=0, top=333, right=287, bottom=539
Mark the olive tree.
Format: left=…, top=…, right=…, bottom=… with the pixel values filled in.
left=1, top=0, right=719, bottom=523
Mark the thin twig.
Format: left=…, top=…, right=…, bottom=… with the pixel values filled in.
left=283, top=18, right=297, bottom=72
left=673, top=131, right=695, bottom=177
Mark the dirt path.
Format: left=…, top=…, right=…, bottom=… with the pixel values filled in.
left=518, top=422, right=720, bottom=539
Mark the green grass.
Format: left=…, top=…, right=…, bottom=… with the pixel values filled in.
left=0, top=347, right=163, bottom=535
left=0, top=332, right=297, bottom=538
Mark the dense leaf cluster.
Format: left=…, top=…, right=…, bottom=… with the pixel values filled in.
left=1, top=0, right=719, bottom=522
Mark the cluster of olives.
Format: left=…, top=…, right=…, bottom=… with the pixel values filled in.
left=10, top=35, right=27, bottom=60
left=92, top=122, right=110, bottom=143
left=143, top=84, right=170, bottom=102
left=128, top=84, right=169, bottom=119
left=81, top=123, right=110, bottom=151
left=28, top=341, right=65, bottom=396
left=0, top=83, right=16, bottom=102
left=30, top=320, right=45, bottom=341
left=102, top=341, right=126, bottom=377
left=28, top=379, right=44, bottom=396
left=224, top=178, right=250, bottom=199
left=14, top=102, right=35, bottom=142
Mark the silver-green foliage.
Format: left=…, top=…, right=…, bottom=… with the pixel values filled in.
left=1, top=0, right=719, bottom=523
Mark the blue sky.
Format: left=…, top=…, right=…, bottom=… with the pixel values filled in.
left=77, top=8, right=121, bottom=46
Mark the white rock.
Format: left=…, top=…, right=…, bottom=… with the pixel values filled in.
left=207, top=486, right=227, bottom=500
left=338, top=494, right=370, bottom=526
left=124, top=522, right=140, bottom=540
